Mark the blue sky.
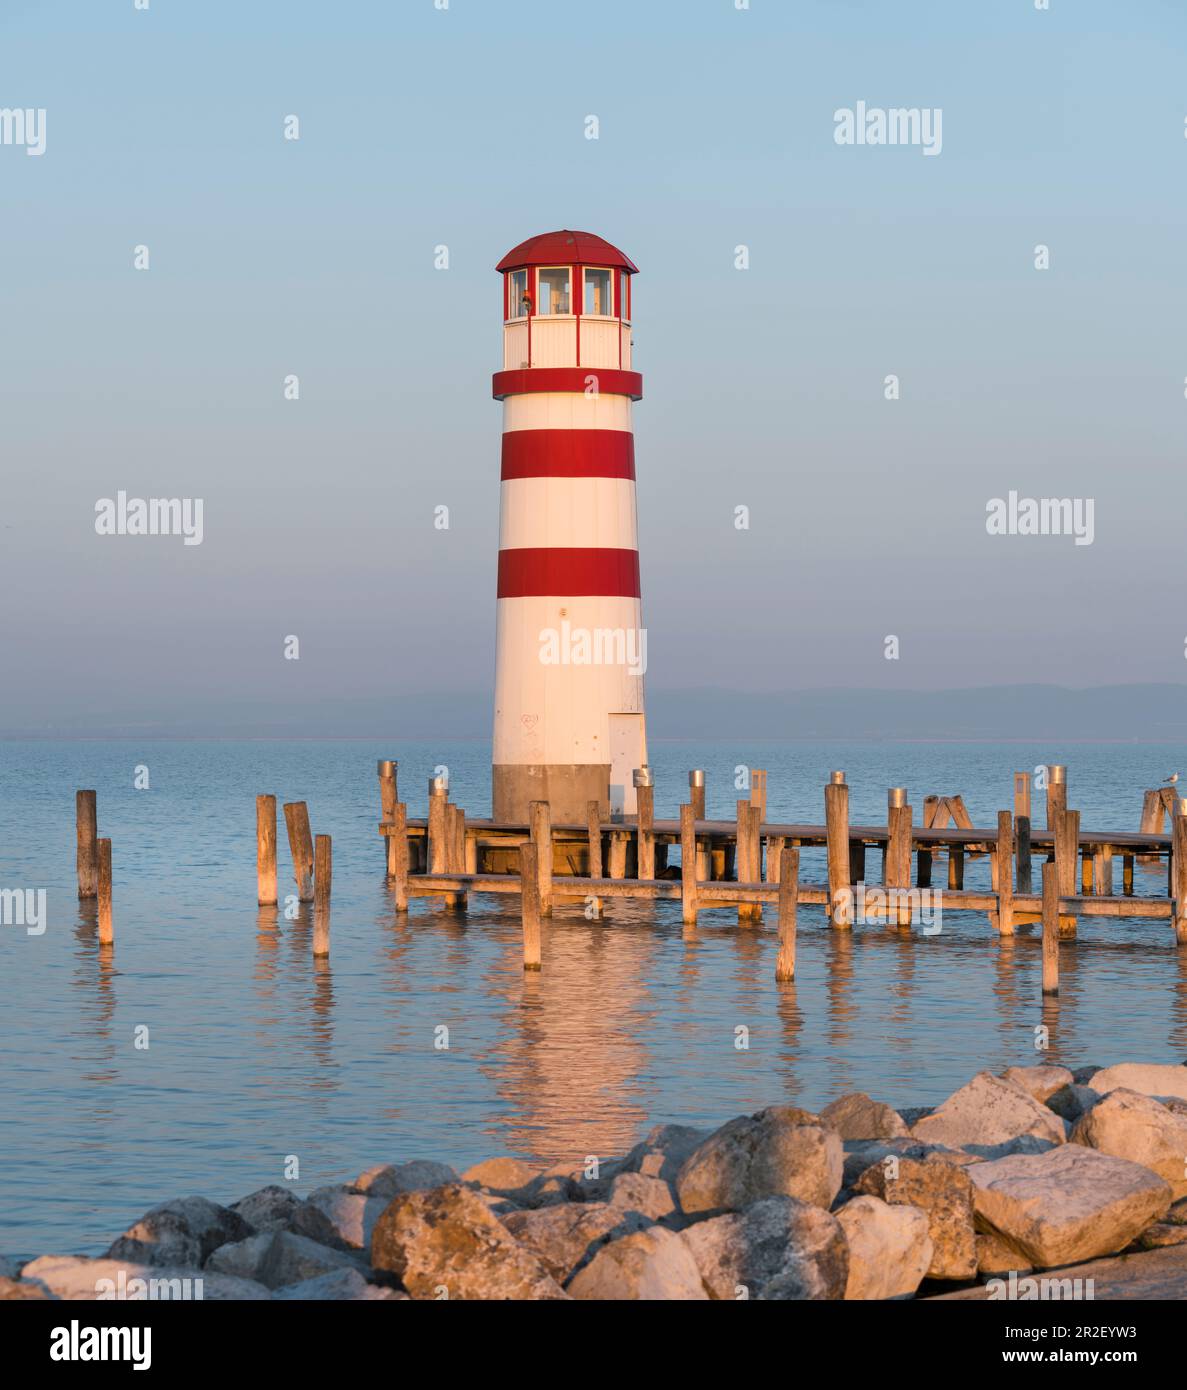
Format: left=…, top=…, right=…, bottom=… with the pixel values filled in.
left=3, top=1, right=1186, bottom=727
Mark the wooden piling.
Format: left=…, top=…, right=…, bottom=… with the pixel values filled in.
left=1138, top=789, right=1163, bottom=863
left=377, top=760, right=398, bottom=876
left=427, top=779, right=448, bottom=874
left=608, top=829, right=628, bottom=881
left=1015, top=813, right=1032, bottom=894
left=689, top=770, right=706, bottom=821
left=76, top=790, right=98, bottom=899
left=1093, top=845, right=1114, bottom=896
left=1013, top=772, right=1031, bottom=822
left=256, top=794, right=278, bottom=905
left=1046, top=766, right=1067, bottom=830
left=1173, top=810, right=1187, bottom=945
left=635, top=772, right=655, bottom=880
left=446, top=804, right=466, bottom=910
left=824, top=780, right=851, bottom=927
left=391, top=803, right=409, bottom=912
left=750, top=769, right=768, bottom=821
left=737, top=799, right=761, bottom=923
left=97, top=837, right=113, bottom=945
left=680, top=803, right=698, bottom=927
left=887, top=798, right=913, bottom=926
left=995, top=811, right=1015, bottom=936
left=919, top=794, right=938, bottom=886
left=283, top=802, right=315, bottom=902
left=313, top=834, right=331, bottom=957
left=1041, top=862, right=1059, bottom=995
left=766, top=834, right=786, bottom=884
left=1055, top=808, right=1079, bottom=938
left=775, top=847, right=798, bottom=982
left=520, top=841, right=542, bottom=970
left=586, top=801, right=603, bottom=879
left=529, top=800, right=552, bottom=916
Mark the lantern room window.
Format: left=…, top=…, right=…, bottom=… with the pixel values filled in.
left=584, top=267, right=612, bottom=316
left=619, top=272, right=630, bottom=321
left=537, top=267, right=571, bottom=316
left=507, top=269, right=528, bottom=319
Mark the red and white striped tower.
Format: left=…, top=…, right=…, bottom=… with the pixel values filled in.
left=492, top=230, right=646, bottom=824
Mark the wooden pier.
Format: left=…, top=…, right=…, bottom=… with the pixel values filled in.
left=372, top=768, right=1187, bottom=982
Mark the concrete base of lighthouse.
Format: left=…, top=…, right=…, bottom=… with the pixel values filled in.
left=492, top=763, right=609, bottom=825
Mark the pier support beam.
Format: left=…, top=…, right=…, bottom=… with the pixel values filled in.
left=256, top=794, right=278, bottom=905
left=775, top=847, right=798, bottom=982
left=76, top=790, right=98, bottom=899
left=824, top=779, right=851, bottom=927
left=283, top=802, right=315, bottom=903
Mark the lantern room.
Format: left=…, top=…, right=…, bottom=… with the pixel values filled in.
left=496, top=229, right=637, bottom=372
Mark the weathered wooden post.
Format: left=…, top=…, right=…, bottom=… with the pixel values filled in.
left=1041, top=862, right=1059, bottom=995
left=766, top=834, right=786, bottom=884
left=918, top=794, right=939, bottom=886
left=1174, top=804, right=1187, bottom=945
left=737, top=799, right=761, bottom=923
left=1139, top=788, right=1163, bottom=864
left=585, top=800, right=603, bottom=919
left=283, top=802, right=315, bottom=902
left=427, top=776, right=448, bottom=874
left=256, top=794, right=278, bottom=905
left=689, top=769, right=706, bottom=821
left=1046, top=765, right=1067, bottom=830
left=1055, top=807, right=1079, bottom=938
left=520, top=841, right=542, bottom=971
left=995, top=812, right=1015, bottom=936
left=886, top=790, right=912, bottom=926
left=97, top=837, right=113, bottom=945
left=824, top=778, right=851, bottom=927
left=391, top=803, right=409, bottom=913
left=377, top=760, right=399, bottom=875
left=1093, top=843, right=1114, bottom=896
left=76, top=790, right=98, bottom=899
left=775, top=847, right=798, bottom=982
left=446, top=804, right=467, bottom=910
left=635, top=767, right=655, bottom=880
left=1013, top=772, right=1033, bottom=893
left=529, top=800, right=553, bottom=916
left=680, top=803, right=698, bottom=928
left=608, top=828, right=629, bottom=880
left=313, top=834, right=331, bottom=957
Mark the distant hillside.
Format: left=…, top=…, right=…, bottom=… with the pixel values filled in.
left=5, top=684, right=1187, bottom=742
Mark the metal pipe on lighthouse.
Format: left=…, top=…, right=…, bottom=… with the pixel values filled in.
left=491, top=230, right=647, bottom=825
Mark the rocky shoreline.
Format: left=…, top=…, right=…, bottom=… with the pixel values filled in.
left=5, top=1060, right=1187, bottom=1301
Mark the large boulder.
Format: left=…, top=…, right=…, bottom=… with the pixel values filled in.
left=841, top=1138, right=940, bottom=1189
left=460, top=1156, right=538, bottom=1192
left=105, top=1196, right=253, bottom=1267
left=682, top=1196, right=848, bottom=1300
left=967, top=1145, right=1172, bottom=1267
left=820, top=1093, right=909, bottom=1140
left=606, top=1173, right=677, bottom=1223
left=206, top=1230, right=368, bottom=1289
left=500, top=1202, right=650, bottom=1285
left=566, top=1227, right=707, bottom=1300
left=621, top=1124, right=712, bottom=1184
left=1072, top=1089, right=1187, bottom=1199
left=853, top=1155, right=976, bottom=1280
left=355, top=1160, right=458, bottom=1198
left=836, top=1196, right=932, bottom=1300
left=676, top=1107, right=842, bottom=1215
left=1000, top=1065, right=1075, bottom=1104
left=230, top=1185, right=302, bottom=1234
left=299, top=1185, right=389, bottom=1251
left=1090, top=1063, right=1187, bottom=1103
left=22, top=1255, right=268, bottom=1300
left=370, top=1183, right=566, bottom=1300
left=911, top=1073, right=1066, bottom=1153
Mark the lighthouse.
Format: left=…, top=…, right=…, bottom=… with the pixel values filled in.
left=492, top=230, right=647, bottom=825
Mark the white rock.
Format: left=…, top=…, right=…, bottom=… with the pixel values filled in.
left=1000, top=1065, right=1075, bottom=1103
left=1071, top=1088, right=1187, bottom=1199
left=911, top=1072, right=1066, bottom=1152
left=967, top=1145, right=1171, bottom=1267
left=1090, top=1063, right=1187, bottom=1103
left=836, top=1196, right=933, bottom=1300
left=22, top=1255, right=268, bottom=1300
left=566, top=1226, right=707, bottom=1300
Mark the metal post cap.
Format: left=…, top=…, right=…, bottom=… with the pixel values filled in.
left=633, top=765, right=654, bottom=788
left=377, top=759, right=398, bottom=777
left=689, top=769, right=705, bottom=787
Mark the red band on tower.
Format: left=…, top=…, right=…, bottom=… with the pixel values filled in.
left=497, top=547, right=641, bottom=599
left=501, top=430, right=635, bottom=481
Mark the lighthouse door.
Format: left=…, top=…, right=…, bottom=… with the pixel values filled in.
left=608, top=713, right=645, bottom=820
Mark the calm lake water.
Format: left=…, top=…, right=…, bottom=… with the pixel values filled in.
left=2, top=737, right=1186, bottom=1259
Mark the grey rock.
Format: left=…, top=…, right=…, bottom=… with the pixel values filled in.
left=676, top=1106, right=842, bottom=1216
left=1073, top=1065, right=1103, bottom=1086
left=106, top=1196, right=253, bottom=1268
left=682, top=1196, right=847, bottom=1300
left=622, top=1124, right=713, bottom=1185
left=354, top=1160, right=458, bottom=1198
left=897, top=1106, right=935, bottom=1127
left=606, top=1172, right=678, bottom=1223
left=1046, top=1084, right=1101, bottom=1124
left=0, top=1277, right=56, bottom=1300
left=230, top=1185, right=302, bottom=1234
left=302, top=1185, right=389, bottom=1251
left=841, top=1138, right=941, bottom=1189
left=820, top=1092, right=909, bottom=1140
left=206, top=1230, right=368, bottom=1290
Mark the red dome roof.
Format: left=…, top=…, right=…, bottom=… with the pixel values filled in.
left=496, top=229, right=638, bottom=274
